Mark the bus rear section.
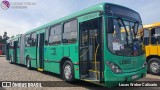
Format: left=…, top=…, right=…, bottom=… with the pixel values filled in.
left=6, top=34, right=25, bottom=64
left=143, top=22, right=160, bottom=75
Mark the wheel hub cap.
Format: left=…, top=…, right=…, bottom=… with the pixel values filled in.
left=64, top=64, right=72, bottom=79
left=150, top=61, right=160, bottom=73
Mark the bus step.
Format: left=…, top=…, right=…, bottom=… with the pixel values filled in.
left=38, top=68, right=43, bottom=71
left=82, top=77, right=99, bottom=82
left=91, top=61, right=100, bottom=63
left=88, top=69, right=100, bottom=80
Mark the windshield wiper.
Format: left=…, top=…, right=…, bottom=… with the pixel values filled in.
left=120, top=19, right=129, bottom=46
left=133, top=21, right=139, bottom=39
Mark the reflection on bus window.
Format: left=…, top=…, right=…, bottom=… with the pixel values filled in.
left=143, top=29, right=149, bottom=45
left=108, top=18, right=144, bottom=56
left=151, top=28, right=160, bottom=44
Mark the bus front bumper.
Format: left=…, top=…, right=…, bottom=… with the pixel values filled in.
left=104, top=68, right=147, bottom=87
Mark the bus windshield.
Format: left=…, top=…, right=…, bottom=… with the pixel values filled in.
left=108, top=18, right=144, bottom=56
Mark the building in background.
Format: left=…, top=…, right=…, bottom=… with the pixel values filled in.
left=0, top=44, right=5, bottom=55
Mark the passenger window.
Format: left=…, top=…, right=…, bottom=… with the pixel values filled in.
left=63, top=19, right=77, bottom=44
left=25, top=34, right=31, bottom=47
left=30, top=32, right=36, bottom=46
left=49, top=24, right=62, bottom=45
left=151, top=28, right=160, bottom=44
left=45, top=27, right=50, bottom=45
left=144, top=29, right=149, bottom=45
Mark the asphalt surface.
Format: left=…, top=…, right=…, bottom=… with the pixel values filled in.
left=0, top=57, right=160, bottom=90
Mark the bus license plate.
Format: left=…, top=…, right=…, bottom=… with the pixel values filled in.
left=132, top=75, right=138, bottom=79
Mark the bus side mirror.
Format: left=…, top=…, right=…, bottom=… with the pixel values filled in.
left=108, top=18, right=114, bottom=33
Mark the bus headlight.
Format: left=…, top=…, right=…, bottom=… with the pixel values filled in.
left=143, top=61, right=147, bottom=68
left=106, top=61, right=122, bottom=74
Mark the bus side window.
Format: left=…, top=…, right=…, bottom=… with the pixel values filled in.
left=150, top=28, right=160, bottom=45
left=63, top=19, right=77, bottom=44
left=30, top=32, right=36, bottom=46
left=49, top=24, right=61, bottom=45
left=25, top=34, right=31, bottom=47
left=45, top=27, right=50, bottom=45
left=155, top=28, right=160, bottom=44
left=144, top=29, right=149, bottom=45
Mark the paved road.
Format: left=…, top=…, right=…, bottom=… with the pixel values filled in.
left=0, top=57, right=160, bottom=90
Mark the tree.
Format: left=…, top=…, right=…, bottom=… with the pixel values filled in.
left=0, top=35, right=2, bottom=40
left=3, top=31, right=8, bottom=39
left=0, top=31, right=10, bottom=44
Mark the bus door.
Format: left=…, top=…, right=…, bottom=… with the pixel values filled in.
left=13, top=41, right=18, bottom=63
left=6, top=43, right=10, bottom=60
left=79, top=17, right=102, bottom=81
left=37, top=33, right=44, bottom=70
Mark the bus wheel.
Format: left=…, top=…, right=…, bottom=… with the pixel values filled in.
left=26, top=57, right=31, bottom=70
left=62, top=61, right=74, bottom=82
left=148, top=58, right=160, bottom=75
left=9, top=56, right=13, bottom=64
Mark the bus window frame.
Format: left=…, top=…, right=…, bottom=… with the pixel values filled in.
left=150, top=27, right=160, bottom=45
left=62, top=19, right=78, bottom=44
left=48, top=24, right=62, bottom=46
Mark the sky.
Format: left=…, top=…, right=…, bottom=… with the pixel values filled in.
left=0, top=0, right=160, bottom=37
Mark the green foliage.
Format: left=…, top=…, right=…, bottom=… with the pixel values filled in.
left=0, top=31, right=10, bottom=44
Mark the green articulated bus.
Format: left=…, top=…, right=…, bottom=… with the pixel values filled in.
left=6, top=2, right=147, bottom=87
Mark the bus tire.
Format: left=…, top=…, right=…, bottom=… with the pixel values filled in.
left=9, top=56, right=13, bottom=64
left=62, top=60, right=75, bottom=82
left=148, top=58, right=160, bottom=75
left=26, top=57, right=31, bottom=70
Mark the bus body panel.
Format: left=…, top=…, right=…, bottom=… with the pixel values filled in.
left=145, top=45, right=160, bottom=57
left=43, top=45, right=63, bottom=74
left=20, top=35, right=25, bottom=64
left=104, top=68, right=146, bottom=87
left=104, top=55, right=146, bottom=73
left=149, top=46, right=158, bottom=55
left=145, top=45, right=150, bottom=57
left=158, top=46, right=160, bottom=56
left=25, top=47, right=37, bottom=68
left=17, top=48, right=20, bottom=64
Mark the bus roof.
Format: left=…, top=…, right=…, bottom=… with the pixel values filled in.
left=143, top=22, right=160, bottom=29
left=24, top=2, right=139, bottom=35
left=7, top=34, right=22, bottom=42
